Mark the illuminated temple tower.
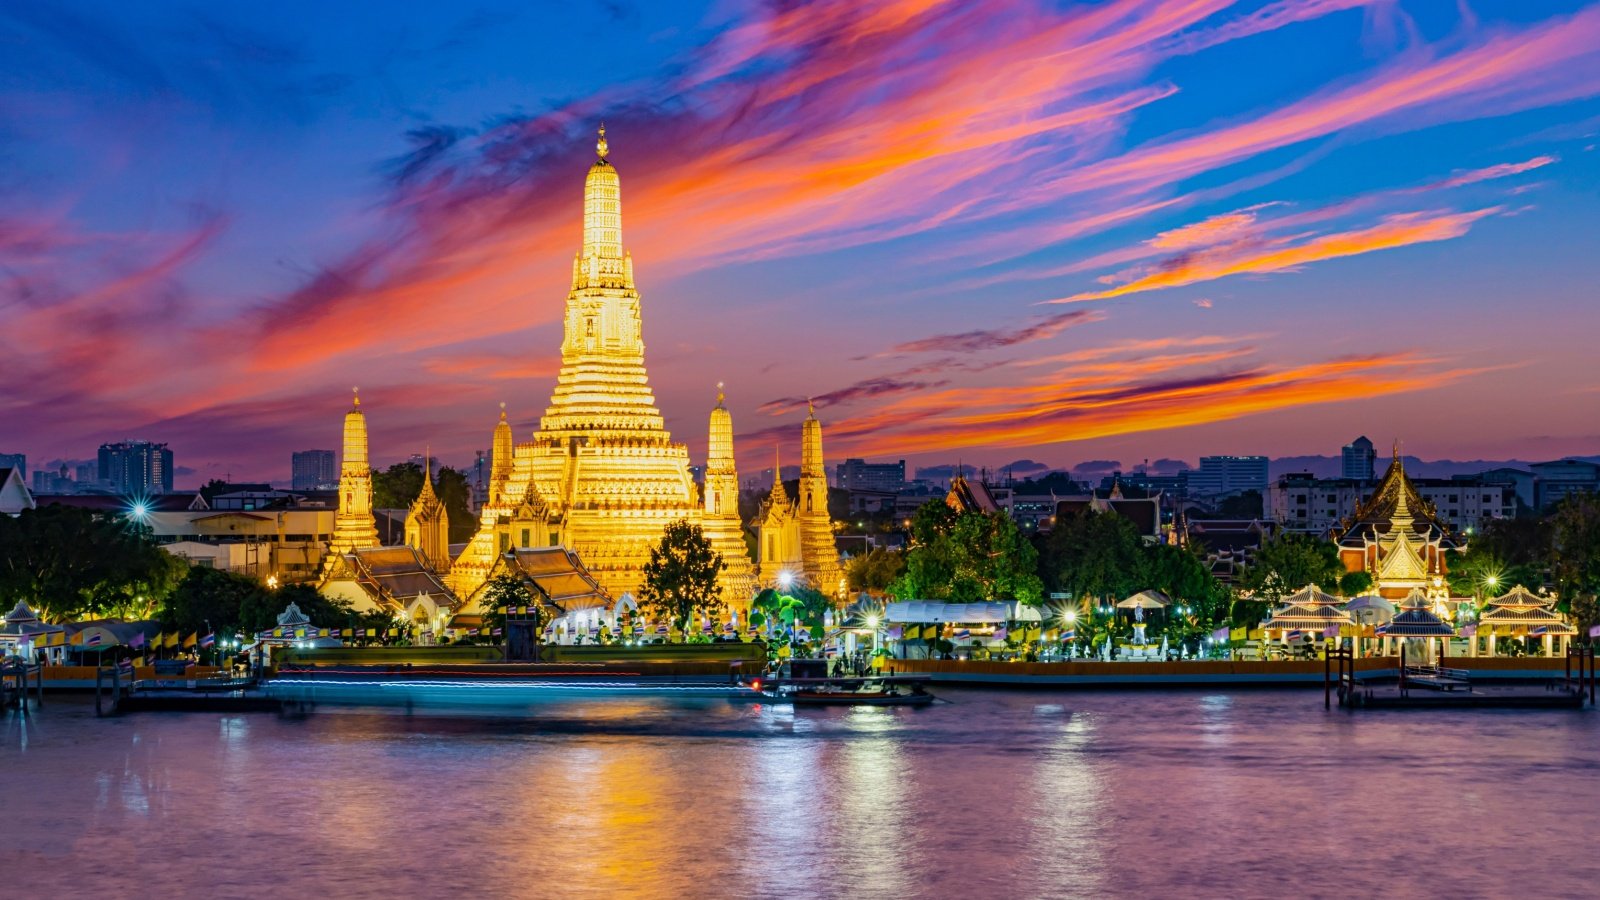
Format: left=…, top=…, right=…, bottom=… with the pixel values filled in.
left=324, top=389, right=380, bottom=569
left=753, top=403, right=845, bottom=597
left=451, top=126, right=728, bottom=601
left=703, top=384, right=758, bottom=608
left=404, top=451, right=450, bottom=575
left=798, top=403, right=846, bottom=596
left=1333, top=445, right=1458, bottom=601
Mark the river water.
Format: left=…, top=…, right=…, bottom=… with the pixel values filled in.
left=3, top=689, right=1597, bottom=898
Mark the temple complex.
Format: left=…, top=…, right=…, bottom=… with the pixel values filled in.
left=753, top=403, right=845, bottom=596
left=449, top=127, right=755, bottom=604
left=1332, top=446, right=1459, bottom=601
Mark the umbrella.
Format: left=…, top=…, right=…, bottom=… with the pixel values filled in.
left=1117, top=590, right=1171, bottom=610
left=1344, top=595, right=1396, bottom=624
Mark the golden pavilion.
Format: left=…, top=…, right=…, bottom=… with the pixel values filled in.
left=752, top=401, right=846, bottom=596
left=1332, top=446, right=1459, bottom=602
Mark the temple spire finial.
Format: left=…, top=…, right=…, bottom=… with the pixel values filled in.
left=499, top=401, right=507, bottom=422
left=352, top=386, right=360, bottom=409
left=596, top=122, right=608, bottom=160
left=716, top=381, right=726, bottom=407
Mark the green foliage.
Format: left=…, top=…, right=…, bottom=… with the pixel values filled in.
left=1210, top=490, right=1264, bottom=519
left=890, top=502, right=1043, bottom=604
left=372, top=462, right=423, bottom=510
left=162, top=567, right=266, bottom=635
left=1037, top=507, right=1145, bottom=603
left=435, top=467, right=475, bottom=543
left=1238, top=531, right=1343, bottom=603
left=1339, top=570, right=1374, bottom=598
left=847, top=546, right=906, bottom=594
left=480, top=573, right=538, bottom=634
left=1448, top=516, right=1550, bottom=598
left=0, top=504, right=183, bottom=622
left=1552, top=494, right=1600, bottom=601
left=640, top=520, right=725, bottom=639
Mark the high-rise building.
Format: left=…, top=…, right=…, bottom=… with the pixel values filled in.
left=291, top=449, right=337, bottom=491
left=835, top=458, right=906, bottom=493
left=0, top=453, right=24, bottom=481
left=1185, top=455, right=1268, bottom=499
left=1341, top=435, right=1376, bottom=481
left=97, top=441, right=173, bottom=494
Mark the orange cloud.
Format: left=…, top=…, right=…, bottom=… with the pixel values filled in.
left=1054, top=207, right=1499, bottom=302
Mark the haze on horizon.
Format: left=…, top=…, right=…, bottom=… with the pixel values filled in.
left=4, top=0, right=1599, bottom=488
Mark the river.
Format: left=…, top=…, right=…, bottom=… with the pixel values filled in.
left=3, top=689, right=1597, bottom=898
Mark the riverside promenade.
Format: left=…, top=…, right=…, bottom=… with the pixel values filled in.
left=884, top=656, right=1576, bottom=687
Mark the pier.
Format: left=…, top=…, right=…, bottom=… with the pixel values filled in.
left=1327, top=645, right=1596, bottom=711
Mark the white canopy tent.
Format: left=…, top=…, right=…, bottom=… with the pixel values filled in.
left=884, top=601, right=1041, bottom=624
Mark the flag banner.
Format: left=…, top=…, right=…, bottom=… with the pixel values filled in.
left=294, top=628, right=306, bottom=639
left=993, top=626, right=1008, bottom=641
left=886, top=626, right=903, bottom=640
left=633, top=624, right=645, bottom=634
left=656, top=625, right=669, bottom=634
left=130, top=632, right=146, bottom=649
left=70, top=631, right=85, bottom=646
left=200, top=633, right=215, bottom=648
left=1213, top=627, right=1231, bottom=643
left=87, top=632, right=103, bottom=646
left=1062, top=630, right=1076, bottom=641
left=491, top=628, right=502, bottom=637
left=1591, top=624, right=1600, bottom=638
left=1323, top=626, right=1338, bottom=638
left=133, top=655, right=145, bottom=668
left=954, top=629, right=971, bottom=640
left=1230, top=627, right=1246, bottom=641
left=182, top=633, right=197, bottom=648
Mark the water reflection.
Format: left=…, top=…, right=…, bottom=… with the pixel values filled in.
left=4, top=692, right=1599, bottom=897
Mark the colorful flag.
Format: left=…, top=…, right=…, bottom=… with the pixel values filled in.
left=954, top=629, right=971, bottom=640
left=200, top=633, right=215, bottom=648
left=1212, top=626, right=1230, bottom=643
left=87, top=632, right=103, bottom=646
left=129, top=632, right=146, bottom=649
left=993, top=626, right=1008, bottom=641
left=655, top=624, right=669, bottom=635
left=182, top=633, right=198, bottom=648
left=886, top=626, right=903, bottom=640
left=491, top=627, right=502, bottom=637
left=294, top=627, right=306, bottom=639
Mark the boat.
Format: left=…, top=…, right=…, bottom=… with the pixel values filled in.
left=787, top=686, right=936, bottom=707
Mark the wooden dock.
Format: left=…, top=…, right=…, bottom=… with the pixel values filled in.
left=1327, top=645, right=1596, bottom=712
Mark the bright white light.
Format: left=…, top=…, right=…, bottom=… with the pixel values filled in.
left=778, top=571, right=795, bottom=589
left=129, top=502, right=149, bottom=519
left=1063, top=610, right=1077, bottom=624
left=865, top=614, right=879, bottom=629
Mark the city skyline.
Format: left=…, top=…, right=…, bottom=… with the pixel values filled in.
left=5, top=1, right=1600, bottom=485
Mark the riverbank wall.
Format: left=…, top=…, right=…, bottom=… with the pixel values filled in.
left=884, top=657, right=1573, bottom=687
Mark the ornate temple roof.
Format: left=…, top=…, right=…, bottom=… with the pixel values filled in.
left=1334, top=448, right=1458, bottom=550
left=1379, top=589, right=1455, bottom=636
left=345, top=546, right=456, bottom=610
left=1265, top=603, right=1352, bottom=629
left=946, top=474, right=999, bottom=514
left=502, top=547, right=611, bottom=613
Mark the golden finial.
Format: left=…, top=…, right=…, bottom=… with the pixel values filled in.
left=499, top=401, right=507, bottom=422
left=716, top=381, right=725, bottom=407
left=807, top=397, right=815, bottom=417
left=352, top=386, right=360, bottom=409
left=596, top=122, right=608, bottom=160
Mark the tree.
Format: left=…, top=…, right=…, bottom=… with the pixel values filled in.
left=0, top=504, right=182, bottom=622
left=1238, top=532, right=1343, bottom=603
left=1037, top=507, right=1144, bottom=607
left=890, top=502, right=1043, bottom=604
left=1339, top=570, right=1374, bottom=598
left=639, top=520, right=725, bottom=639
left=236, top=583, right=361, bottom=635
left=480, top=573, right=538, bottom=637
left=162, top=567, right=269, bottom=636
left=435, top=467, right=476, bottom=542
left=847, top=546, right=906, bottom=594
left=372, top=462, right=424, bottom=510
left=1552, top=493, right=1600, bottom=640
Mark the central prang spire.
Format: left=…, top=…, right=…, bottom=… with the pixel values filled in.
left=581, top=123, right=623, bottom=261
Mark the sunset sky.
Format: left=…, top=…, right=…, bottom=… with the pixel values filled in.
left=4, top=0, right=1599, bottom=487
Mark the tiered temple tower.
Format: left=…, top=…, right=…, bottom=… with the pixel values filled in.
left=489, top=403, right=513, bottom=507
left=703, top=384, right=758, bottom=608
left=325, top=389, right=380, bottom=568
left=450, top=127, right=730, bottom=601
left=797, top=403, right=845, bottom=596
left=405, top=451, right=451, bottom=574
left=1333, top=444, right=1458, bottom=601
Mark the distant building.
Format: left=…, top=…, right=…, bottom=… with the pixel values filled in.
left=291, top=449, right=337, bottom=491
left=836, top=458, right=906, bottom=494
left=0, top=453, right=24, bottom=481
left=98, top=440, right=173, bottom=494
left=1185, top=455, right=1268, bottom=500
left=1341, top=436, right=1376, bottom=481
left=1528, top=459, right=1600, bottom=512
left=1269, top=471, right=1513, bottom=534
